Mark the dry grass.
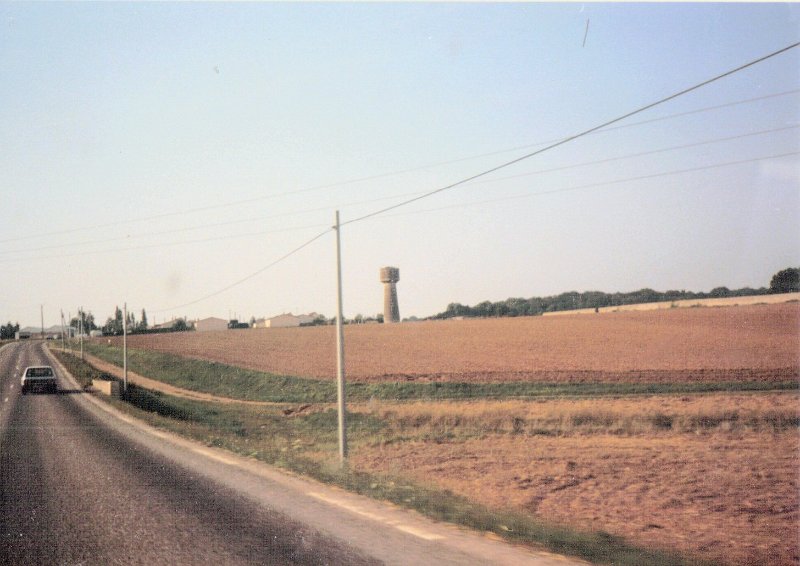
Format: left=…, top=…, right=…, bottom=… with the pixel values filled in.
left=107, top=303, right=800, bottom=382
left=350, top=392, right=799, bottom=565
left=354, top=393, right=799, bottom=437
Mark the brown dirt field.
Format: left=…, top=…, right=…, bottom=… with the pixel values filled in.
left=350, top=394, right=800, bottom=565
left=108, top=303, right=800, bottom=382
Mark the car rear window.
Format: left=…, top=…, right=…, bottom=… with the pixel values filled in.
left=26, top=367, right=54, bottom=377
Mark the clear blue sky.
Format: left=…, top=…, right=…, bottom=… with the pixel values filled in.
left=1, top=3, right=798, bottom=327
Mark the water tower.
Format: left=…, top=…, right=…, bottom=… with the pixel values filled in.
left=380, top=267, right=400, bottom=323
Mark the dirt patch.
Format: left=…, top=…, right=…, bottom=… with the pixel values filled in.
left=351, top=431, right=799, bottom=565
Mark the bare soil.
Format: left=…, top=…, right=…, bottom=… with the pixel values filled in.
left=351, top=420, right=798, bottom=565
left=109, top=303, right=800, bottom=382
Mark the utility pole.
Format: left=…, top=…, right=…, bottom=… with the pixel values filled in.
left=334, top=210, right=347, bottom=464
left=40, top=305, right=44, bottom=341
left=123, top=302, right=128, bottom=396
left=68, top=311, right=72, bottom=353
left=79, top=306, right=84, bottom=360
left=60, top=310, right=65, bottom=351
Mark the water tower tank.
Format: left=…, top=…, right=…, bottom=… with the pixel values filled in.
left=379, top=267, right=400, bottom=323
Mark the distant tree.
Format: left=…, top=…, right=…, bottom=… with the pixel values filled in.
left=249, top=316, right=256, bottom=327
left=1, top=322, right=19, bottom=340
left=709, top=286, right=730, bottom=298
left=101, top=307, right=124, bottom=335
left=172, top=318, right=190, bottom=332
left=427, top=277, right=786, bottom=320
left=770, top=267, right=800, bottom=293
left=353, top=314, right=364, bottom=324
left=71, top=311, right=97, bottom=334
left=376, top=313, right=384, bottom=324
left=139, top=309, right=149, bottom=332
left=308, top=315, right=328, bottom=326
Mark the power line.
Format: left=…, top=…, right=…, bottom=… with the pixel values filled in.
left=3, top=124, right=795, bottom=263
left=152, top=228, right=332, bottom=314
left=375, top=88, right=800, bottom=175
left=342, top=41, right=800, bottom=227
left=0, top=190, right=416, bottom=257
left=3, top=124, right=794, bottom=259
left=135, top=149, right=800, bottom=315
left=467, top=124, right=799, bottom=187
left=139, top=43, right=800, bottom=314
left=1, top=89, right=797, bottom=247
left=0, top=222, right=332, bottom=265
left=373, top=151, right=800, bottom=220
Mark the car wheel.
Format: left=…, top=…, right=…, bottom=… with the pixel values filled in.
left=21, top=387, right=27, bottom=395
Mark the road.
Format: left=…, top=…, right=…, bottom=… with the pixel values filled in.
left=0, top=341, right=579, bottom=566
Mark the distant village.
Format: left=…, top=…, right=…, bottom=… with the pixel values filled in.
left=6, top=266, right=405, bottom=340
left=11, top=311, right=391, bottom=340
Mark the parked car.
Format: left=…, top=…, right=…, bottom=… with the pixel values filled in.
left=21, top=366, right=57, bottom=394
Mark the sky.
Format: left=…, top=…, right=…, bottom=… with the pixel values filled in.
left=1, top=3, right=798, bottom=328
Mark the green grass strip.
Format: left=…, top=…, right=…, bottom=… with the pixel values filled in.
left=82, top=342, right=798, bottom=403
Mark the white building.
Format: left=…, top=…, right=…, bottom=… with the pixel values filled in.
left=193, top=317, right=229, bottom=332
left=253, top=312, right=321, bottom=329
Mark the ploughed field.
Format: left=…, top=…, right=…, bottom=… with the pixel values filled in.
left=116, top=303, right=799, bottom=383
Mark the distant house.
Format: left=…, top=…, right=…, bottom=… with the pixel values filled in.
left=252, top=312, right=320, bottom=329
left=193, top=317, right=228, bottom=332
left=19, top=325, right=66, bottom=339
left=297, top=312, right=321, bottom=325
left=152, top=319, right=180, bottom=330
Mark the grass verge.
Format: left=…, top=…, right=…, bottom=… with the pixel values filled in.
left=81, top=342, right=797, bottom=403
left=56, top=349, right=695, bottom=565
left=52, top=348, right=115, bottom=389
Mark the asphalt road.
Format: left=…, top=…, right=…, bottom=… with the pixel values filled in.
left=0, top=341, right=579, bottom=566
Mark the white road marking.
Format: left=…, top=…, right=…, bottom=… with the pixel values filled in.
left=307, top=491, right=445, bottom=541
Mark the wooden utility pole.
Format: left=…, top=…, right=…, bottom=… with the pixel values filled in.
left=334, top=211, right=347, bottom=464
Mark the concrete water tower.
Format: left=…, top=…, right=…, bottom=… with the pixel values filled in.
left=380, top=267, right=400, bottom=323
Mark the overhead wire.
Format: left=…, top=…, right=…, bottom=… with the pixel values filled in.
left=6, top=149, right=796, bottom=265
left=0, top=88, right=797, bottom=247
left=2, top=123, right=795, bottom=259
left=342, top=41, right=800, bottom=227
left=454, top=124, right=800, bottom=189
left=374, top=151, right=800, bottom=220
left=153, top=149, right=797, bottom=314
left=0, top=222, right=332, bottom=265
left=0, top=191, right=420, bottom=256
left=154, top=41, right=800, bottom=312
left=152, top=228, right=333, bottom=314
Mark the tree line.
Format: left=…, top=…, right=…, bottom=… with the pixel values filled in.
left=430, top=267, right=800, bottom=320
left=3, top=269, right=796, bottom=335
left=63, top=307, right=163, bottom=336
